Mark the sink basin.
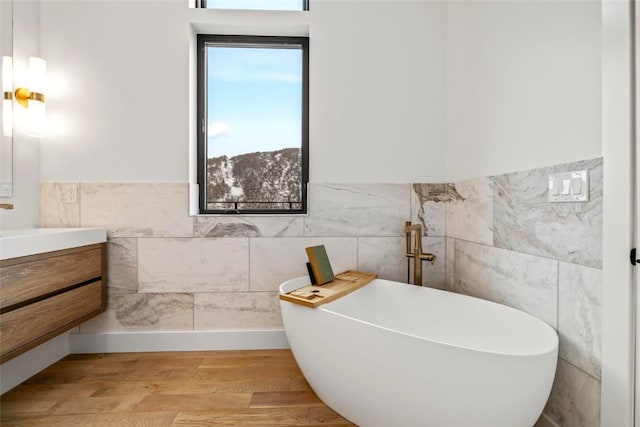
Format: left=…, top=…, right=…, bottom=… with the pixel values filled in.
left=0, top=228, right=107, bottom=260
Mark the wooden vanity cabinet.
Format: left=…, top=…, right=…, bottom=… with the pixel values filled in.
left=0, top=243, right=107, bottom=363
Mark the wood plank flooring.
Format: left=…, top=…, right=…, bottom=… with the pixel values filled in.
left=0, top=350, right=357, bottom=426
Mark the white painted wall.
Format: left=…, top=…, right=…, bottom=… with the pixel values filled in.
left=39, top=0, right=447, bottom=184
left=1, top=0, right=41, bottom=230
left=445, top=0, right=602, bottom=181
left=40, top=1, right=190, bottom=183
left=16, top=0, right=603, bottom=210
left=309, top=0, right=446, bottom=183
left=38, top=0, right=600, bottom=184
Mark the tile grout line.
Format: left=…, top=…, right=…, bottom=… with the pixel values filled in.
left=491, top=176, right=495, bottom=249
left=451, top=236, right=601, bottom=270
left=556, top=260, right=560, bottom=335
left=77, top=182, right=82, bottom=228
left=559, top=355, right=601, bottom=383
left=355, top=236, right=359, bottom=271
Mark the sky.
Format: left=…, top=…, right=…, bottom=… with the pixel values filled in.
left=206, top=45, right=303, bottom=159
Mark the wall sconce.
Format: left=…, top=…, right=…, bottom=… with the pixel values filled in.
left=13, top=57, right=46, bottom=138
left=2, top=56, right=12, bottom=138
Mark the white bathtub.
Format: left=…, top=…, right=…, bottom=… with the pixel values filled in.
left=279, top=277, right=558, bottom=427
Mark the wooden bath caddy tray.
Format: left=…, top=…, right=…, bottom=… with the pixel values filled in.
left=280, top=270, right=377, bottom=308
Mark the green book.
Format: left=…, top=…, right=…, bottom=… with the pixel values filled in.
left=305, top=245, right=335, bottom=285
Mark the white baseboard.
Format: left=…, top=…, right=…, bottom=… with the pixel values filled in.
left=69, top=330, right=290, bottom=354
left=0, top=333, right=70, bottom=395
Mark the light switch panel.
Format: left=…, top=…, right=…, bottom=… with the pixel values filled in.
left=62, top=184, right=79, bottom=204
left=571, top=177, right=582, bottom=194
left=548, top=170, right=589, bottom=202
left=549, top=177, right=560, bottom=196
left=0, top=183, right=12, bottom=198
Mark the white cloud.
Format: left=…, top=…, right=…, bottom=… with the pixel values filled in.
left=208, top=122, right=233, bottom=138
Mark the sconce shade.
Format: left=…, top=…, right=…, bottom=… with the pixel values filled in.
left=28, top=57, right=46, bottom=94
left=28, top=98, right=45, bottom=137
left=27, top=57, right=46, bottom=137
left=2, top=56, right=46, bottom=138
left=2, top=56, right=12, bottom=138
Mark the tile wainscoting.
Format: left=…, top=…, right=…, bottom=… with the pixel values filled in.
left=41, top=182, right=436, bottom=335
left=422, top=156, right=602, bottom=427
left=40, top=157, right=602, bottom=427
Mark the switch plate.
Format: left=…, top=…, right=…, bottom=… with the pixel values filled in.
left=549, top=177, right=560, bottom=196
left=548, top=170, right=589, bottom=202
left=62, top=184, right=79, bottom=204
left=571, top=177, right=582, bottom=194
left=0, top=183, right=12, bottom=198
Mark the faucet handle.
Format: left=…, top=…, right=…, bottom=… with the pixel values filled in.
left=402, top=222, right=422, bottom=233
left=419, top=253, right=437, bottom=265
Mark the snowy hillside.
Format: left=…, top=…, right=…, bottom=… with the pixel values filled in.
left=206, top=148, right=302, bottom=209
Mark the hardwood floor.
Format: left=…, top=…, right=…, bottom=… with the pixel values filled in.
left=0, top=350, right=356, bottom=426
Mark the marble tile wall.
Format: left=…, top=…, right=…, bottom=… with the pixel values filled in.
left=439, top=157, right=603, bottom=427
left=454, top=240, right=558, bottom=327
left=40, top=181, right=445, bottom=335
left=304, top=183, right=410, bottom=237
left=138, top=238, right=249, bottom=293
left=40, top=156, right=601, bottom=427
left=446, top=177, right=494, bottom=245
left=40, top=183, right=80, bottom=227
left=493, top=158, right=603, bottom=269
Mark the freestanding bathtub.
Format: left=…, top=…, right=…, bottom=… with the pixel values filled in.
left=279, top=276, right=558, bottom=427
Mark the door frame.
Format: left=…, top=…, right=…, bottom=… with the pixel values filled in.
left=601, top=0, right=636, bottom=426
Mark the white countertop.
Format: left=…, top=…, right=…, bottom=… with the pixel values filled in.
left=0, top=228, right=107, bottom=261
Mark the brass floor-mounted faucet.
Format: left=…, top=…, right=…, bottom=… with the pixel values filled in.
left=403, top=221, right=437, bottom=286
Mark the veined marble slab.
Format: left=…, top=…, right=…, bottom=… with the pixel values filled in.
left=304, top=183, right=410, bottom=237
left=421, top=237, right=446, bottom=289
left=558, top=262, right=602, bottom=379
left=80, top=183, right=193, bottom=238
left=544, top=358, right=600, bottom=427
left=534, top=413, right=559, bottom=427
left=446, top=177, right=494, bottom=245
left=410, top=183, right=449, bottom=236
left=249, top=237, right=357, bottom=292
left=454, top=240, right=558, bottom=327
left=194, top=292, right=282, bottom=330
left=194, top=216, right=303, bottom=237
left=40, top=182, right=80, bottom=227
left=79, top=293, right=194, bottom=333
left=138, top=238, right=249, bottom=293
left=494, top=158, right=603, bottom=268
left=358, top=236, right=446, bottom=288
left=358, top=237, right=408, bottom=284
left=107, top=238, right=138, bottom=293
left=445, top=237, right=455, bottom=292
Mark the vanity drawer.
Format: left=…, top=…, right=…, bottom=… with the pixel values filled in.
left=0, top=280, right=104, bottom=361
left=0, top=245, right=103, bottom=309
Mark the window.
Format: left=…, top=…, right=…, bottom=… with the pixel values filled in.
left=197, top=35, right=309, bottom=214
left=194, top=0, right=309, bottom=11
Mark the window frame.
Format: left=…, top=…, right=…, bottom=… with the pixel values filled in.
left=197, top=34, right=309, bottom=215
left=196, top=0, right=310, bottom=11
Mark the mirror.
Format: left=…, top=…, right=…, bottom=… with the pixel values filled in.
left=0, top=0, right=12, bottom=205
